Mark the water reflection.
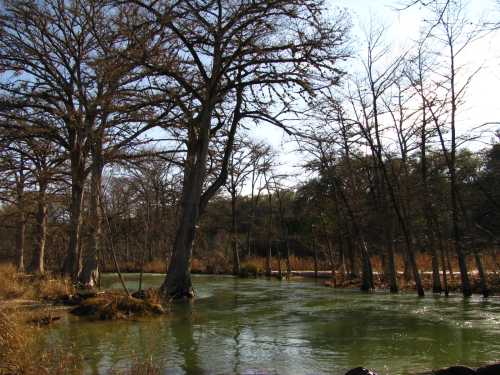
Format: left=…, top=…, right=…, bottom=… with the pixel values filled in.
left=44, top=274, right=500, bottom=375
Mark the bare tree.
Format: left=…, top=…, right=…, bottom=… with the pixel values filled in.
left=224, top=138, right=259, bottom=275
left=245, top=142, right=272, bottom=257
left=122, top=0, right=350, bottom=298
left=344, top=23, right=425, bottom=295
left=0, top=0, right=165, bottom=283
left=409, top=0, right=485, bottom=297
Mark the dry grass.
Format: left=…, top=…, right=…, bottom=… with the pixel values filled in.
left=0, top=263, right=30, bottom=300
left=0, top=309, right=82, bottom=375
left=0, top=308, right=165, bottom=374
left=111, top=359, right=163, bottom=375
left=0, top=263, right=74, bottom=302
left=142, top=260, right=166, bottom=273
left=71, top=291, right=165, bottom=320
left=390, top=252, right=498, bottom=274
left=105, top=251, right=499, bottom=277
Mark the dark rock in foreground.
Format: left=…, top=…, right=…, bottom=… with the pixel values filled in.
left=345, top=367, right=379, bottom=375
left=344, top=363, right=500, bottom=375
left=433, top=366, right=476, bottom=375
left=476, top=364, right=500, bottom=375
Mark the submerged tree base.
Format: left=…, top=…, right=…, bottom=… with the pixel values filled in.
left=70, top=289, right=166, bottom=320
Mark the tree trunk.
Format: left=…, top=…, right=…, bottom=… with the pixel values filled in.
left=439, top=240, right=449, bottom=296
left=430, top=244, right=442, bottom=293
left=15, top=167, right=26, bottom=272
left=160, top=117, right=211, bottom=299
left=277, top=246, right=283, bottom=278
left=231, top=191, right=240, bottom=275
left=15, top=210, right=26, bottom=273
left=29, top=181, right=48, bottom=274
left=419, top=92, right=442, bottom=294
left=312, top=238, right=319, bottom=279
left=79, top=148, right=103, bottom=288
left=265, top=187, right=273, bottom=277
left=473, top=249, right=489, bottom=298
left=160, top=174, right=200, bottom=298
left=63, top=148, right=86, bottom=280
left=266, top=243, right=272, bottom=277
left=451, top=179, right=471, bottom=297
left=360, top=240, right=374, bottom=291
left=387, top=239, right=398, bottom=293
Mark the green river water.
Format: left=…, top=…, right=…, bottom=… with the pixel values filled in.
left=45, top=274, right=500, bottom=375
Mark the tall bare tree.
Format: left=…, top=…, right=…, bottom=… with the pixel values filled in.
left=123, top=0, right=350, bottom=298
left=0, top=0, right=165, bottom=282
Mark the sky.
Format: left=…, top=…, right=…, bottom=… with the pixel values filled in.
left=249, top=0, right=500, bottom=184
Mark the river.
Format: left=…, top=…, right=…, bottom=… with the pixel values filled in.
left=45, top=273, right=500, bottom=374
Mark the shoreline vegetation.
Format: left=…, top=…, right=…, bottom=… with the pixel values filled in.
left=1, top=263, right=499, bottom=375
left=102, top=254, right=500, bottom=295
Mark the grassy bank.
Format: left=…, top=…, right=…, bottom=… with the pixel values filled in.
left=0, top=263, right=167, bottom=374
left=0, top=309, right=163, bottom=374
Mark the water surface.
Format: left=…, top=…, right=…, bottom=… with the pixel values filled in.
left=46, top=274, right=500, bottom=374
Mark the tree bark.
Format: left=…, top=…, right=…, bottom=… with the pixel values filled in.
left=79, top=146, right=103, bottom=288
left=417, top=49, right=442, bottom=294
left=15, top=210, right=26, bottom=273
left=63, top=146, right=86, bottom=280
left=386, top=237, right=398, bottom=293
left=29, top=180, right=48, bottom=274
left=160, top=111, right=212, bottom=299
left=473, top=248, right=489, bottom=298
left=15, top=166, right=26, bottom=272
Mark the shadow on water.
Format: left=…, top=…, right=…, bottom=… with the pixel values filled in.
left=44, top=274, right=500, bottom=375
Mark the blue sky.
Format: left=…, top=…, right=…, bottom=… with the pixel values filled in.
left=250, top=0, right=500, bottom=183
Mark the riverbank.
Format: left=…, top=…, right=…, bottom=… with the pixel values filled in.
left=101, top=254, right=500, bottom=295
left=0, top=264, right=167, bottom=374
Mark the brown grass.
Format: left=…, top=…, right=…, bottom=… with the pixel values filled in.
left=71, top=290, right=165, bottom=320
left=0, top=307, right=164, bottom=374
left=142, top=260, right=166, bottom=273
left=0, top=263, right=30, bottom=300
left=111, top=359, right=163, bottom=375
left=0, top=263, right=74, bottom=302
left=105, top=251, right=498, bottom=277
left=0, top=309, right=82, bottom=375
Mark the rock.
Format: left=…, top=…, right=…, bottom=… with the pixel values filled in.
left=476, top=364, right=500, bottom=375
left=345, top=367, right=379, bottom=375
left=433, top=366, right=476, bottom=375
